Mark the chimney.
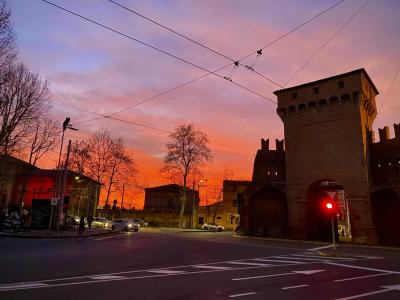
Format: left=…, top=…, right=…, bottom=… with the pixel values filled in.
left=394, top=123, right=400, bottom=139
left=276, top=139, right=284, bottom=151
left=261, top=139, right=269, bottom=151
left=378, top=126, right=390, bottom=142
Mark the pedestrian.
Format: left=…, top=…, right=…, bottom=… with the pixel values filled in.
left=87, top=215, right=93, bottom=230
left=78, top=215, right=85, bottom=240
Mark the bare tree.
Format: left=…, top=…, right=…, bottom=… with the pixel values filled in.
left=87, top=129, right=113, bottom=185
left=0, top=62, right=49, bottom=156
left=69, top=140, right=91, bottom=175
left=162, top=124, right=212, bottom=228
left=0, top=0, right=16, bottom=83
left=26, top=115, right=59, bottom=166
left=104, top=138, right=135, bottom=208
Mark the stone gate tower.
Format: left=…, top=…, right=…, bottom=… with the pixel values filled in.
left=274, top=69, right=379, bottom=243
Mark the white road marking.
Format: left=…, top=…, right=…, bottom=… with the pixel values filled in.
left=292, top=270, right=324, bottom=275
left=0, top=283, right=48, bottom=291
left=282, top=284, right=309, bottom=290
left=325, top=262, right=400, bottom=274
left=276, top=256, right=329, bottom=262
left=147, top=270, right=186, bottom=275
left=229, top=292, right=258, bottom=298
left=232, top=270, right=324, bottom=281
left=89, top=275, right=127, bottom=280
left=335, top=288, right=392, bottom=300
left=228, top=261, right=271, bottom=267
left=334, top=273, right=392, bottom=282
left=291, top=254, right=352, bottom=260
left=93, top=234, right=127, bottom=241
left=193, top=265, right=234, bottom=270
left=252, top=258, right=303, bottom=264
left=308, top=245, right=334, bottom=251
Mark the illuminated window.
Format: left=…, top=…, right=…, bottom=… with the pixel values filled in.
left=378, top=164, right=381, bottom=167
left=275, top=171, right=278, bottom=176
left=267, top=171, right=270, bottom=175
left=389, top=162, right=392, bottom=166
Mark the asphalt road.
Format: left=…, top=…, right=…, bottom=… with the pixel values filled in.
left=1, top=230, right=400, bottom=299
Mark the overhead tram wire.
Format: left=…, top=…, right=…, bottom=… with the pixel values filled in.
left=379, top=66, right=400, bottom=113
left=40, top=0, right=358, bottom=152
left=107, top=0, right=346, bottom=87
left=284, top=0, right=370, bottom=86
left=220, top=0, right=371, bottom=146
left=44, top=99, right=172, bottom=134
left=41, top=0, right=277, bottom=106
left=71, top=0, right=348, bottom=125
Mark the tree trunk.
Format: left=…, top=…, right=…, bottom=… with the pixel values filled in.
left=179, top=173, right=188, bottom=228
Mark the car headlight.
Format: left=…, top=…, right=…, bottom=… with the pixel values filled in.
left=128, top=224, right=132, bottom=227
left=105, top=224, right=108, bottom=227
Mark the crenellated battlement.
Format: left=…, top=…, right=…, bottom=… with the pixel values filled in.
left=274, top=68, right=378, bottom=122
left=372, top=124, right=400, bottom=144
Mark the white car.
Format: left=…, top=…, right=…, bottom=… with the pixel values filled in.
left=112, top=219, right=139, bottom=232
left=92, top=217, right=112, bottom=229
left=201, top=223, right=225, bottom=232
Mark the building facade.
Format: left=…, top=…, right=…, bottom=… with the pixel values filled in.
left=237, top=69, right=400, bottom=245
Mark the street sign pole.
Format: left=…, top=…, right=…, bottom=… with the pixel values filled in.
left=331, top=215, right=336, bottom=252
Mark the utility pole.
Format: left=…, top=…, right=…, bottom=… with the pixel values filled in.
left=120, top=184, right=125, bottom=217
left=57, top=140, right=71, bottom=230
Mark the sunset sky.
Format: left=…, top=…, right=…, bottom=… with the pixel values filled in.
left=9, top=0, right=400, bottom=208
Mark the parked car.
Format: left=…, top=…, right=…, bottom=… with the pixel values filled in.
left=112, top=219, right=139, bottom=232
left=201, top=223, right=225, bottom=232
left=133, top=219, right=148, bottom=227
left=92, top=217, right=112, bottom=229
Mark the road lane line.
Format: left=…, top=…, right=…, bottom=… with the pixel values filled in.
left=325, top=262, right=400, bottom=274
left=233, top=272, right=293, bottom=281
left=334, top=273, right=392, bottom=282
left=193, top=265, right=234, bottom=270
left=282, top=284, right=309, bottom=290
left=147, top=270, right=186, bottom=275
left=228, top=261, right=271, bottom=267
left=335, top=288, right=391, bottom=300
left=276, top=256, right=329, bottom=262
left=93, top=233, right=127, bottom=240
left=252, top=258, right=303, bottom=264
left=0, top=283, right=48, bottom=291
left=229, top=292, right=258, bottom=298
left=89, top=275, right=127, bottom=280
left=291, top=254, right=352, bottom=260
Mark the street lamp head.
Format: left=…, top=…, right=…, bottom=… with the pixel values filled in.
left=62, top=118, right=70, bottom=131
left=74, top=176, right=80, bottom=180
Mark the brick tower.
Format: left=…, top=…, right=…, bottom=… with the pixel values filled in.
left=274, top=69, right=379, bottom=243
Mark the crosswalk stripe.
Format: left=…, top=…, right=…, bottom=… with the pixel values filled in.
left=0, top=283, right=48, bottom=291
left=290, top=254, right=352, bottom=260
left=275, top=256, right=329, bottom=262
left=193, top=265, right=234, bottom=270
left=227, top=261, right=271, bottom=267
left=89, top=275, right=127, bottom=280
left=147, top=270, right=186, bottom=275
left=252, top=258, right=303, bottom=264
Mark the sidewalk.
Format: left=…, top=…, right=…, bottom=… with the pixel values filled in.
left=0, top=228, right=119, bottom=239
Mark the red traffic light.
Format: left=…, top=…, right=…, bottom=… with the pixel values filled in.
left=321, top=199, right=338, bottom=215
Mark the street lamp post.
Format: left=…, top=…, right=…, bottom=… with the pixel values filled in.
left=48, top=118, right=78, bottom=232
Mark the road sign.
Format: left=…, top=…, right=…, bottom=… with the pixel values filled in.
left=51, top=197, right=58, bottom=206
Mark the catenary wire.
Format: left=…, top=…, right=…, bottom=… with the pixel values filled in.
left=221, top=0, right=371, bottom=145
left=69, top=0, right=347, bottom=125
left=41, top=0, right=276, bottom=106
left=379, top=66, right=400, bottom=112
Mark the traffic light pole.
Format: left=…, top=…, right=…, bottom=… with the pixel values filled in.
left=331, top=215, right=336, bottom=252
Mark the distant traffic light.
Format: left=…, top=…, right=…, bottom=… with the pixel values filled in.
left=321, top=198, right=338, bottom=216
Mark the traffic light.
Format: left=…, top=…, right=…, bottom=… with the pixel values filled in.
left=321, top=198, right=338, bottom=216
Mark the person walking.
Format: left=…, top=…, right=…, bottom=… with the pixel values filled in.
left=87, top=215, right=93, bottom=230
left=78, top=216, right=85, bottom=240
